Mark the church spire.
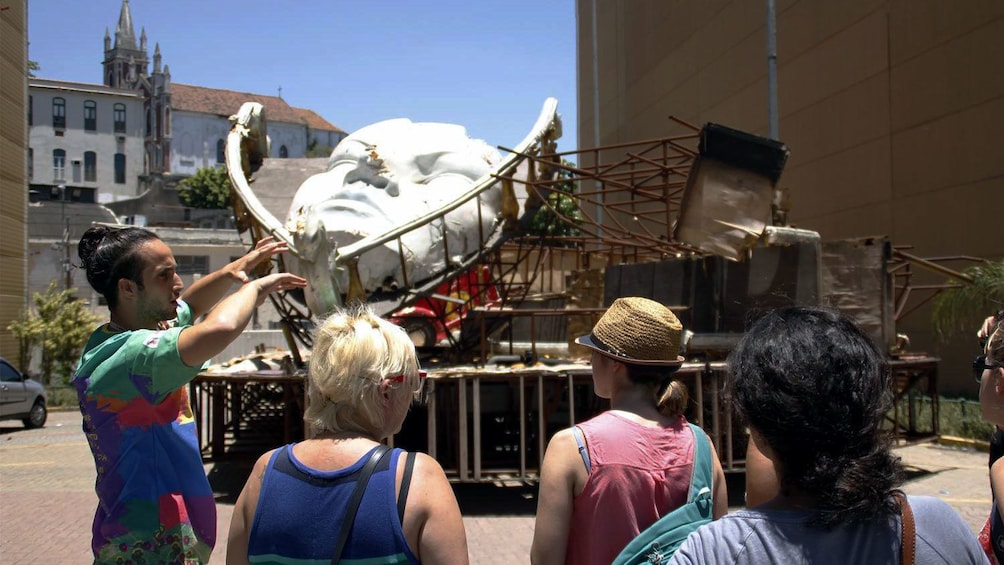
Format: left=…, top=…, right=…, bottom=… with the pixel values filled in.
left=114, top=0, right=137, bottom=50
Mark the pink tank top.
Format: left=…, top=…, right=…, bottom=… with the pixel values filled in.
left=565, top=411, right=695, bottom=565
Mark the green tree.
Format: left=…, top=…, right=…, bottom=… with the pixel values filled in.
left=178, top=166, right=233, bottom=209
left=8, top=282, right=102, bottom=385
left=527, top=160, right=582, bottom=243
left=306, top=137, right=334, bottom=158
left=28, top=59, right=39, bottom=78
left=931, top=260, right=1004, bottom=341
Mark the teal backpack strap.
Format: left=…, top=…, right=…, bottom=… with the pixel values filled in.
left=686, top=423, right=713, bottom=502
left=611, top=423, right=716, bottom=565
left=572, top=425, right=591, bottom=473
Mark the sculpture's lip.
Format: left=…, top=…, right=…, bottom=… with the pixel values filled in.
left=313, top=198, right=385, bottom=221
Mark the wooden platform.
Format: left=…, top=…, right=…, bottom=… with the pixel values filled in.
left=190, top=356, right=939, bottom=480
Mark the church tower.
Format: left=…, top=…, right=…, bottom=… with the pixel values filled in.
left=102, top=0, right=172, bottom=174
left=102, top=0, right=149, bottom=89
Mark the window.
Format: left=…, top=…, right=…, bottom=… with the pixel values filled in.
left=84, top=151, right=96, bottom=182
left=174, top=255, right=209, bottom=275
left=114, top=153, right=125, bottom=184
left=53, top=149, right=66, bottom=180
left=0, top=359, right=22, bottom=383
left=28, top=96, right=32, bottom=126
left=114, top=103, right=126, bottom=133
left=84, top=100, right=97, bottom=131
left=279, top=145, right=288, bottom=158
left=145, top=107, right=152, bottom=137
left=27, top=148, right=33, bottom=180
left=52, top=97, right=66, bottom=129
left=216, top=139, right=225, bottom=164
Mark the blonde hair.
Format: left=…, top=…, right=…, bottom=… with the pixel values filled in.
left=304, top=304, right=420, bottom=438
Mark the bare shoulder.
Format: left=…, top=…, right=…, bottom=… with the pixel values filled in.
left=544, top=427, right=580, bottom=457
left=410, top=451, right=450, bottom=480
left=400, top=452, right=460, bottom=517
left=250, top=448, right=278, bottom=479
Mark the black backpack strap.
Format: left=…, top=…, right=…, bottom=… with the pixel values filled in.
left=397, top=451, right=418, bottom=522
left=332, top=444, right=390, bottom=564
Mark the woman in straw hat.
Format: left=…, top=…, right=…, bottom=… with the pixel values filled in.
left=227, top=305, right=468, bottom=564
left=531, top=297, right=728, bottom=565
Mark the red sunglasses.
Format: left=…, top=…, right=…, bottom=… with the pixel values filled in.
left=385, top=370, right=427, bottom=384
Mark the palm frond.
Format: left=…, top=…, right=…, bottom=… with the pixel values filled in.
left=931, top=260, right=1004, bottom=341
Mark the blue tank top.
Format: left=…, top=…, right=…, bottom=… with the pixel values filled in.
left=247, top=444, right=419, bottom=564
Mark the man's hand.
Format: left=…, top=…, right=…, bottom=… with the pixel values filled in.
left=178, top=272, right=307, bottom=367
left=251, top=273, right=307, bottom=307
left=230, top=236, right=292, bottom=283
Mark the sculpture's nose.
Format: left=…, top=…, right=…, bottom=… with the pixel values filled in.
left=344, top=154, right=399, bottom=196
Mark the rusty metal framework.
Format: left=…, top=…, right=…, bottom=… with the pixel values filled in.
left=497, top=116, right=703, bottom=261
left=888, top=247, right=983, bottom=322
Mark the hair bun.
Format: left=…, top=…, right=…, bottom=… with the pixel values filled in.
left=77, top=225, right=112, bottom=266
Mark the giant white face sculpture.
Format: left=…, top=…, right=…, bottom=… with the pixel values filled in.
left=285, top=119, right=504, bottom=315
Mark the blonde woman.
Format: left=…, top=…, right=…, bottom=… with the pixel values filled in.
left=227, top=305, right=468, bottom=564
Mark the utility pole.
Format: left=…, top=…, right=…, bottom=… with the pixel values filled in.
left=766, top=0, right=779, bottom=140
left=56, top=183, right=72, bottom=290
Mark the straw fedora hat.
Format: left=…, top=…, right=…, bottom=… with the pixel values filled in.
left=575, top=297, right=685, bottom=366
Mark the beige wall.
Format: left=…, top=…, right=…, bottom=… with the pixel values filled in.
left=578, top=0, right=1004, bottom=394
left=0, top=0, right=28, bottom=363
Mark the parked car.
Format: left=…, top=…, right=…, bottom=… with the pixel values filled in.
left=0, top=357, right=47, bottom=428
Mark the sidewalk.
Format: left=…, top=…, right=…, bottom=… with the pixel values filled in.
left=0, top=410, right=992, bottom=563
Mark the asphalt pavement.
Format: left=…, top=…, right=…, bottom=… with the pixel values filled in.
left=0, top=410, right=992, bottom=563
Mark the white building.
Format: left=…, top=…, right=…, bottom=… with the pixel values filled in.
left=169, top=84, right=345, bottom=176
left=28, top=79, right=145, bottom=204
left=20, top=0, right=346, bottom=364
left=28, top=0, right=344, bottom=209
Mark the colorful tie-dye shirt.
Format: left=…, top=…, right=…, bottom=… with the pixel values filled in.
left=74, top=300, right=216, bottom=564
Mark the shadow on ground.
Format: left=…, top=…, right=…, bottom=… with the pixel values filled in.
left=454, top=482, right=538, bottom=516
left=207, top=458, right=257, bottom=504
left=902, top=465, right=934, bottom=483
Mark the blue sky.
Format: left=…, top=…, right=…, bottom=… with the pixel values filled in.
left=27, top=0, right=578, bottom=151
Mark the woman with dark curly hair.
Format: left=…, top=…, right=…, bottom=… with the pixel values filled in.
left=669, top=306, right=985, bottom=564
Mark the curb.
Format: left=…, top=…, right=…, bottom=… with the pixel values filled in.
left=937, top=435, right=991, bottom=452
